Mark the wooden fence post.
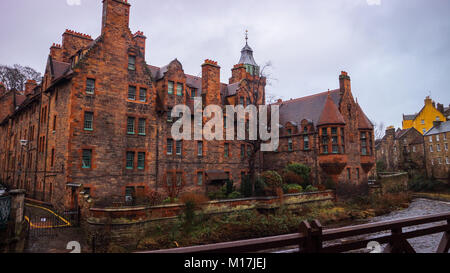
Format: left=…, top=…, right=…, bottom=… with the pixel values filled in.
left=436, top=219, right=450, bottom=253
left=310, top=220, right=323, bottom=253
left=384, top=227, right=415, bottom=253
left=299, top=220, right=312, bottom=253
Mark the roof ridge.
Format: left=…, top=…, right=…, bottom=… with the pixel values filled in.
left=276, top=89, right=340, bottom=105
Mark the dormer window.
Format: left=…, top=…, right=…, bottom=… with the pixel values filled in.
left=128, top=55, right=136, bottom=71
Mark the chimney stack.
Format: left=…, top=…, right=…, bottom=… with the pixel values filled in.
left=25, top=80, right=37, bottom=96
left=101, top=0, right=131, bottom=36
left=339, top=71, right=351, bottom=96
left=202, top=59, right=221, bottom=106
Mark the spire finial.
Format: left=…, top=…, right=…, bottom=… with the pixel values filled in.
left=245, top=30, right=248, bottom=44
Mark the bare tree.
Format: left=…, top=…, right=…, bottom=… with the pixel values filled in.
left=0, top=64, right=42, bottom=91
left=373, top=121, right=385, bottom=140
left=240, top=61, right=275, bottom=194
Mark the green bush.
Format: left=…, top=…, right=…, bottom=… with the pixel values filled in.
left=284, top=163, right=311, bottom=186
left=261, top=171, right=283, bottom=195
left=283, top=184, right=303, bottom=194
left=376, top=160, right=386, bottom=174
left=408, top=176, right=446, bottom=192
left=227, top=191, right=242, bottom=199
left=304, top=185, right=319, bottom=192
left=240, top=175, right=266, bottom=197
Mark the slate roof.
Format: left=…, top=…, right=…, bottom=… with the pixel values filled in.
left=403, top=114, right=417, bottom=121
left=317, top=93, right=346, bottom=126
left=424, top=121, right=450, bottom=136
left=274, top=89, right=341, bottom=127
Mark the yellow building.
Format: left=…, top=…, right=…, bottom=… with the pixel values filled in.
left=402, top=96, right=447, bottom=134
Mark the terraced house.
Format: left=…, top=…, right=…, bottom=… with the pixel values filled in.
left=0, top=0, right=375, bottom=212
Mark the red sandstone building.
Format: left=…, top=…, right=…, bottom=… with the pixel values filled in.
left=0, top=0, right=375, bottom=212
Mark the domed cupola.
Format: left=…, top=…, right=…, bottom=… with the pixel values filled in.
left=238, top=31, right=259, bottom=75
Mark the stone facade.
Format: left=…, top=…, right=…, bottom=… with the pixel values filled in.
left=0, top=0, right=375, bottom=212
left=424, top=121, right=450, bottom=181
left=264, top=72, right=376, bottom=185
left=375, top=126, right=425, bottom=174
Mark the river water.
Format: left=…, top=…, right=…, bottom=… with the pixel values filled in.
left=274, top=198, right=450, bottom=253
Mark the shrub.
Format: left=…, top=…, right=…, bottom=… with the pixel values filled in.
left=240, top=175, right=266, bottom=197
left=304, top=185, right=319, bottom=192
left=179, top=193, right=209, bottom=232
left=261, top=171, right=283, bottom=196
left=227, top=191, right=242, bottom=199
left=376, top=160, right=386, bottom=174
left=282, top=171, right=303, bottom=185
left=323, top=178, right=336, bottom=190
left=283, top=184, right=303, bottom=194
left=408, top=176, right=446, bottom=192
left=284, top=163, right=311, bottom=186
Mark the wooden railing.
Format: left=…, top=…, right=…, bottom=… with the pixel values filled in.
left=139, top=212, right=450, bottom=253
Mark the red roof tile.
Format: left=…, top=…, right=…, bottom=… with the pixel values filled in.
left=317, top=93, right=346, bottom=126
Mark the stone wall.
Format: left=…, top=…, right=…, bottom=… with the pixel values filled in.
left=83, top=190, right=335, bottom=249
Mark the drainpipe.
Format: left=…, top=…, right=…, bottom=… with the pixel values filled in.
left=42, top=92, right=51, bottom=202
left=34, top=93, right=42, bottom=199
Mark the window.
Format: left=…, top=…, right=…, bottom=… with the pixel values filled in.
left=430, top=145, right=433, bottom=152
left=437, top=144, right=441, bottom=152
left=431, top=159, right=434, bottom=165
left=128, top=86, right=136, bottom=100
left=239, top=97, right=244, bottom=105
left=446, top=157, right=449, bottom=165
left=127, top=117, right=135, bottom=134
left=176, top=83, right=183, bottom=96
left=176, top=140, right=182, bottom=155
left=167, top=108, right=173, bottom=122
left=304, top=136, right=309, bottom=150
left=168, top=81, right=174, bottom=95
left=413, top=146, right=416, bottom=153
left=304, top=127, right=308, bottom=133
left=356, top=168, right=360, bottom=180
left=139, top=88, right=147, bottom=102
left=438, top=158, right=442, bottom=165
left=436, top=135, right=440, bottom=141
left=137, top=152, right=145, bottom=170
left=84, top=112, right=94, bottom=131
left=197, top=172, right=203, bottom=186
left=287, top=129, right=292, bottom=135
left=423, top=129, right=426, bottom=134
left=436, top=116, right=440, bottom=121
left=361, top=132, right=368, bottom=155
left=176, top=173, right=182, bottom=186
left=197, top=141, right=203, bottom=157
left=288, top=138, right=293, bottom=151
left=247, top=145, right=252, bottom=157
left=241, top=144, right=245, bottom=158
left=86, top=78, right=95, bottom=94
left=126, top=151, right=135, bottom=169
left=125, top=187, right=135, bottom=205
left=51, top=148, right=55, bottom=167
left=445, top=143, right=448, bottom=151
left=429, top=137, right=433, bottom=143
left=167, top=173, right=173, bottom=186
left=191, top=88, right=198, bottom=97
left=224, top=116, right=227, bottom=129
left=443, top=134, right=447, bottom=140
left=82, top=149, right=92, bottom=169
left=347, top=168, right=351, bottom=180
left=224, top=143, right=229, bottom=158
left=167, top=139, right=173, bottom=155
left=53, top=115, right=57, bottom=131
left=138, top=118, right=146, bottom=135
left=421, top=120, right=425, bottom=125
left=128, top=55, right=136, bottom=71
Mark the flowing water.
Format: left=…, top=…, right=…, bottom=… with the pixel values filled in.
left=274, top=198, right=450, bottom=253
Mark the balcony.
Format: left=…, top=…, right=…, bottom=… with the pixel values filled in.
left=360, top=155, right=375, bottom=173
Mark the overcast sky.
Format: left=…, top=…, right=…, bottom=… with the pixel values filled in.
left=1, top=0, right=449, bottom=129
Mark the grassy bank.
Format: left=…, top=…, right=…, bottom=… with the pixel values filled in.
left=111, top=192, right=412, bottom=252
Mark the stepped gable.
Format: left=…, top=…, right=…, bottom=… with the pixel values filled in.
left=275, top=89, right=341, bottom=127
left=317, top=92, right=346, bottom=126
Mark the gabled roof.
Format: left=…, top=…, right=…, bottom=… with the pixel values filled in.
left=424, top=121, right=450, bottom=136
left=403, top=114, right=417, bottom=121
left=274, top=89, right=341, bottom=128
left=317, top=93, right=346, bottom=126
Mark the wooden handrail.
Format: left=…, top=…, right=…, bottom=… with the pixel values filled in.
left=138, top=211, right=450, bottom=253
